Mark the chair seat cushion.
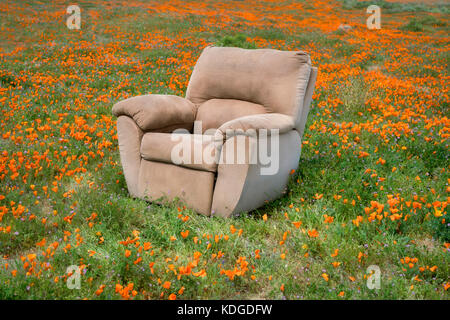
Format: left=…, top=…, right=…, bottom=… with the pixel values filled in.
left=140, top=132, right=219, bottom=172
left=195, top=99, right=267, bottom=133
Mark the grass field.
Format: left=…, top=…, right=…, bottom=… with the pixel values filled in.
left=0, top=0, right=449, bottom=299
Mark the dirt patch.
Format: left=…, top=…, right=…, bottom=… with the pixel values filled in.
left=415, top=236, right=438, bottom=252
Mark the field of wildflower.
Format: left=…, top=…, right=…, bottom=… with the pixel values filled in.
left=0, top=0, right=449, bottom=300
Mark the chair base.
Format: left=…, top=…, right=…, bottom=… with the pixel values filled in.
left=137, top=160, right=215, bottom=216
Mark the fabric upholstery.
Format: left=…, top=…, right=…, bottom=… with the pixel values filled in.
left=195, top=98, right=266, bottom=133
left=211, top=130, right=302, bottom=217
left=296, top=66, right=317, bottom=137
left=215, top=113, right=295, bottom=141
left=112, top=46, right=317, bottom=217
left=116, top=116, right=143, bottom=197
left=140, top=132, right=219, bottom=172
left=137, top=160, right=215, bottom=216
left=112, top=94, right=196, bottom=132
left=186, top=46, right=311, bottom=118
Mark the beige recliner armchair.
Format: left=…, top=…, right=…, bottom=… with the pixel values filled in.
left=112, top=46, right=317, bottom=217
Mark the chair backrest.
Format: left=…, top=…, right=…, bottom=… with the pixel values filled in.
left=186, top=46, right=314, bottom=133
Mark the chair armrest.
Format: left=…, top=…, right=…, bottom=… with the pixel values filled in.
left=215, top=113, right=295, bottom=141
left=112, top=94, right=196, bottom=132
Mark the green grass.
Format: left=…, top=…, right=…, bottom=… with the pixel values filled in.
left=216, top=34, right=257, bottom=49
left=401, top=16, right=448, bottom=32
